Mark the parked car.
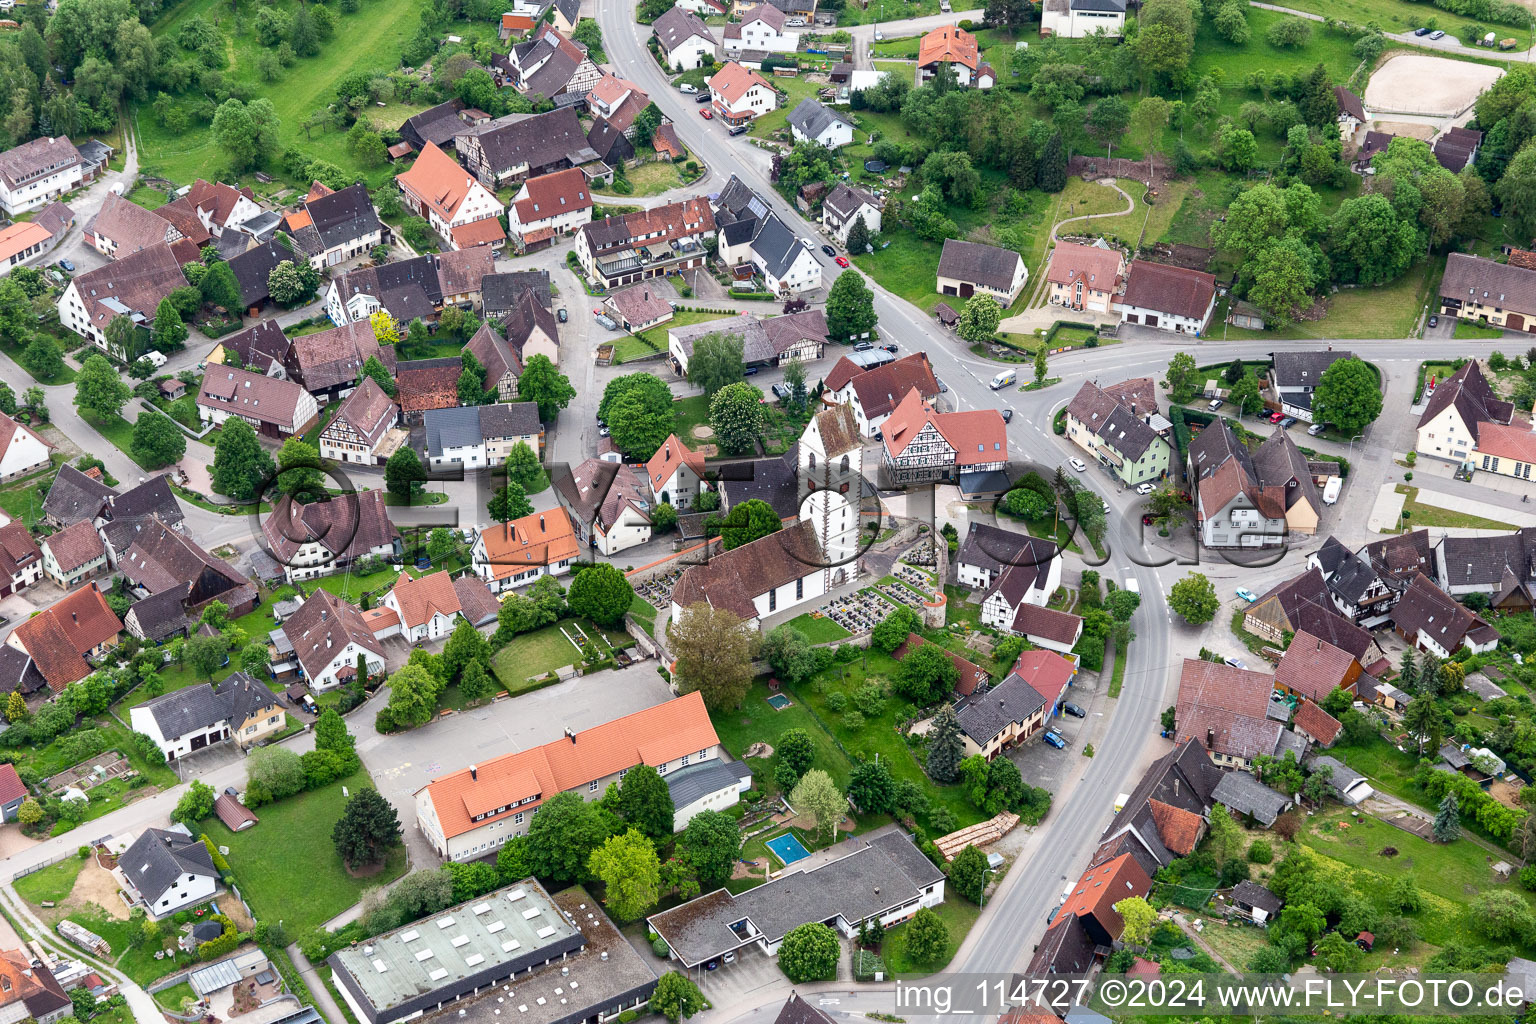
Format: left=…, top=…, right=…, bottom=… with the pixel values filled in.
left=1224, top=656, right=1248, bottom=669
left=1269, top=411, right=1284, bottom=423
left=695, top=91, right=711, bottom=103
left=1430, top=28, right=1445, bottom=37
left=1068, top=457, right=1087, bottom=473
left=700, top=108, right=713, bottom=119
left=1428, top=314, right=1439, bottom=327
left=680, top=83, right=699, bottom=93
left=835, top=256, right=850, bottom=268
left=557, top=307, right=568, bottom=323
left=853, top=341, right=873, bottom=352
left=1280, top=416, right=1297, bottom=428
left=821, top=244, right=836, bottom=257
left=1236, top=587, right=1258, bottom=603
left=594, top=313, right=617, bottom=330
left=771, top=382, right=790, bottom=399
left=728, top=124, right=749, bottom=136
left=744, top=366, right=759, bottom=375
left=883, top=342, right=898, bottom=352
left=1002, top=408, right=1013, bottom=423
left=1415, top=25, right=1431, bottom=34
left=1135, top=482, right=1153, bottom=495
left=936, top=377, right=948, bottom=392
left=1209, top=398, right=1224, bottom=411
left=58, top=258, right=75, bottom=272
left=1307, top=423, right=1326, bottom=436
left=1062, top=702, right=1086, bottom=718
left=1043, top=730, right=1066, bottom=749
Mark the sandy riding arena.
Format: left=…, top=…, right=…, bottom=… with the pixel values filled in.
left=1364, top=54, right=1504, bottom=116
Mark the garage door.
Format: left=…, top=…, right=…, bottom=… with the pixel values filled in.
left=1510, top=314, right=1526, bottom=332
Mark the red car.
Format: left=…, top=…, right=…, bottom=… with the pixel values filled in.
left=835, top=256, right=850, bottom=268
left=700, top=108, right=713, bottom=119
left=1268, top=411, right=1284, bottom=423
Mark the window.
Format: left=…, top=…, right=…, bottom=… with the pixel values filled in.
left=513, top=812, right=524, bottom=825
left=681, top=754, right=690, bottom=766
left=588, top=780, right=599, bottom=793
left=796, top=578, right=803, bottom=600
left=768, top=589, right=776, bottom=612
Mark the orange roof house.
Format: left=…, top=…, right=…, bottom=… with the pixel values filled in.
left=414, top=691, right=721, bottom=856
left=647, top=434, right=708, bottom=504
left=6, top=582, right=121, bottom=691
left=472, top=506, right=580, bottom=590
left=394, top=142, right=506, bottom=249
left=383, top=569, right=464, bottom=640
left=1059, top=852, right=1152, bottom=947
left=918, top=25, right=979, bottom=71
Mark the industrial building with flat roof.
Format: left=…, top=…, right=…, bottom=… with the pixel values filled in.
left=329, top=880, right=656, bottom=1024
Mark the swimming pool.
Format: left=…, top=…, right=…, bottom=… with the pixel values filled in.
left=766, top=694, right=793, bottom=710
left=765, top=832, right=812, bottom=866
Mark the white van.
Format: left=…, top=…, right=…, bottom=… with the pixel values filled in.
left=990, top=369, right=1016, bottom=390
left=1323, top=477, right=1342, bottom=505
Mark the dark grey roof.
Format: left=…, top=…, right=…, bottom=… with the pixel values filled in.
left=1271, top=350, right=1352, bottom=389
left=479, top=402, right=542, bottom=439
left=955, top=522, right=1058, bottom=579
left=1304, top=753, right=1367, bottom=794
left=401, top=99, right=466, bottom=151
left=0, top=645, right=46, bottom=698
left=748, top=213, right=802, bottom=279
left=137, top=681, right=228, bottom=739
left=455, top=107, right=597, bottom=176
left=482, top=271, right=553, bottom=314
left=1071, top=0, right=1125, bottom=9
left=787, top=98, right=853, bottom=141
left=42, top=464, right=116, bottom=526
left=218, top=319, right=292, bottom=375
left=715, top=174, right=769, bottom=225
left=101, top=476, right=185, bottom=554
left=1312, top=535, right=1350, bottom=577
left=125, top=586, right=191, bottom=642
left=1230, top=879, right=1283, bottom=914
left=1438, top=530, right=1536, bottom=589
left=954, top=674, right=1047, bottom=745
left=1211, top=770, right=1289, bottom=827
left=1440, top=743, right=1472, bottom=769
left=227, top=235, right=297, bottom=307
left=823, top=182, right=876, bottom=220
left=118, top=827, right=217, bottom=903
left=716, top=451, right=799, bottom=519
left=773, top=995, right=835, bottom=1024
left=553, top=0, right=579, bottom=21
left=306, top=184, right=382, bottom=251
left=653, top=7, right=715, bottom=51
left=937, top=238, right=1023, bottom=293
left=664, top=758, right=750, bottom=808
left=422, top=406, right=483, bottom=458
left=587, top=118, right=635, bottom=166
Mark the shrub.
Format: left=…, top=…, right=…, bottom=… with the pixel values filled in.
left=1247, top=839, right=1273, bottom=864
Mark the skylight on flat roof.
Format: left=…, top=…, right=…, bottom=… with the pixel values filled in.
left=508, top=889, right=527, bottom=902
left=401, top=930, right=420, bottom=943
left=537, top=926, right=556, bottom=939
left=452, top=935, right=471, bottom=948
left=473, top=902, right=492, bottom=915
left=488, top=921, right=505, bottom=934
left=465, top=954, right=486, bottom=967
left=429, top=968, right=449, bottom=981
left=415, top=950, right=435, bottom=962
left=522, top=907, right=541, bottom=919
left=502, top=940, right=521, bottom=953
left=437, top=917, right=456, bottom=929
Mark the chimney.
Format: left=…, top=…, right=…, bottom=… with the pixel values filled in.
left=565, top=727, right=575, bottom=742
left=539, top=514, right=545, bottom=531
left=1206, top=728, right=1215, bottom=749
left=71, top=611, right=77, bottom=622
left=470, top=765, right=478, bottom=780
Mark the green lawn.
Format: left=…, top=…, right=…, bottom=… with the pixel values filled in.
left=880, top=896, right=981, bottom=976
left=1108, top=642, right=1127, bottom=698
left=80, top=410, right=158, bottom=471
left=155, top=982, right=197, bottom=1012
left=210, top=773, right=408, bottom=935
left=1454, top=319, right=1509, bottom=340
left=593, top=160, right=690, bottom=198
left=613, top=335, right=667, bottom=364
left=134, top=0, right=425, bottom=188
left=1280, top=0, right=1532, bottom=48
left=749, top=76, right=826, bottom=139
left=488, top=618, right=629, bottom=691
left=783, top=612, right=852, bottom=644
left=1396, top=485, right=1515, bottom=531
left=673, top=394, right=713, bottom=448
left=14, top=857, right=86, bottom=905
left=628, top=594, right=658, bottom=636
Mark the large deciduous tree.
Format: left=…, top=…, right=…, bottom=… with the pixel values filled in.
left=686, top=332, right=746, bottom=398
left=825, top=270, right=878, bottom=341
left=211, top=417, right=275, bottom=501
left=1169, top=572, right=1218, bottom=625
left=1311, top=356, right=1383, bottom=434
left=670, top=602, right=759, bottom=709
left=708, top=382, right=764, bottom=456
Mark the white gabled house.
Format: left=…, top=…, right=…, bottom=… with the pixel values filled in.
left=381, top=570, right=463, bottom=644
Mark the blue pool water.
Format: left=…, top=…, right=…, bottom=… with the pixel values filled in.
left=766, top=832, right=812, bottom=866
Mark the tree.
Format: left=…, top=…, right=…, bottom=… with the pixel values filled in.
left=1499, top=143, right=1536, bottom=244
left=276, top=437, right=325, bottom=502
left=715, top=498, right=781, bottom=552
left=677, top=810, right=740, bottom=888
left=370, top=311, right=399, bottom=345
left=1169, top=572, right=1218, bottom=624
left=314, top=708, right=357, bottom=766
left=22, top=338, right=64, bottom=382
left=670, top=603, right=759, bottom=709
left=4, top=691, right=25, bottom=722
left=200, top=260, right=242, bottom=314
left=130, top=412, right=186, bottom=469
left=1314, top=930, right=1361, bottom=972
left=186, top=634, right=227, bottom=680
left=651, top=972, right=707, bottom=1023
left=380, top=662, right=438, bottom=730
left=211, top=418, right=274, bottom=502
left=615, top=764, right=674, bottom=840
left=1214, top=0, right=1250, bottom=42
left=1105, top=589, right=1141, bottom=622
left=709, top=382, right=764, bottom=456
left=1164, top=351, right=1199, bottom=403
left=15, top=798, right=41, bottom=826
left=172, top=779, right=216, bottom=825
left=600, top=373, right=675, bottom=460
left=894, top=644, right=959, bottom=705
left=762, top=625, right=817, bottom=686
left=1327, top=194, right=1417, bottom=286
left=1038, top=132, right=1067, bottom=192
left=957, top=294, right=1002, bottom=344
left=587, top=829, right=661, bottom=920
left=360, top=355, right=396, bottom=397
left=488, top=480, right=534, bottom=522
left=848, top=758, right=895, bottom=815
left=332, top=788, right=402, bottom=867
left=385, top=447, right=426, bottom=501
left=519, top=355, right=574, bottom=420
left=825, top=269, right=878, bottom=341
left=926, top=704, right=965, bottom=782
left=1433, top=790, right=1461, bottom=842
left=776, top=728, right=815, bottom=790
left=426, top=527, right=456, bottom=567
left=441, top=619, right=488, bottom=684
left=949, top=844, right=988, bottom=903
left=212, top=97, right=279, bottom=170
left=1402, top=689, right=1442, bottom=755
left=846, top=215, right=872, bottom=254
left=782, top=359, right=807, bottom=409
left=1115, top=896, right=1157, bottom=947
left=567, top=563, right=634, bottom=628
left=777, top=922, right=840, bottom=982
left=1267, top=15, right=1311, bottom=46
left=904, top=907, right=950, bottom=964
left=686, top=332, right=746, bottom=398
left=74, top=354, right=131, bottom=419
left=1087, top=96, right=1131, bottom=156
left=1312, top=357, right=1382, bottom=434
left=459, top=660, right=494, bottom=705
left=1227, top=371, right=1263, bottom=416
left=526, top=791, right=612, bottom=884
left=1473, top=889, right=1535, bottom=942
left=153, top=296, right=188, bottom=352
left=789, top=769, right=846, bottom=846
left=872, top=605, right=921, bottom=654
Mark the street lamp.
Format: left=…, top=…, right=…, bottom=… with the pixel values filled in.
left=979, top=865, right=995, bottom=908
left=1348, top=434, right=1365, bottom=461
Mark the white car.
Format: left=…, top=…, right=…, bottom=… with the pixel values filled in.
left=1068, top=457, right=1087, bottom=473
left=1134, top=482, right=1153, bottom=495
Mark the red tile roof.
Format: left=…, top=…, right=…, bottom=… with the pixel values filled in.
left=388, top=570, right=462, bottom=629
left=214, top=792, right=258, bottom=831
left=1147, top=799, right=1203, bottom=855
left=1175, top=658, right=1282, bottom=762
left=12, top=583, right=120, bottom=691
left=1046, top=241, right=1123, bottom=290
left=512, top=168, right=592, bottom=227
left=647, top=434, right=707, bottom=491
left=1127, top=957, right=1161, bottom=976
left=710, top=61, right=772, bottom=104
left=1274, top=630, right=1361, bottom=702
left=419, top=691, right=719, bottom=839
left=0, top=763, right=25, bottom=806
left=477, top=507, right=580, bottom=583
left=42, top=519, right=104, bottom=574
left=1059, top=853, right=1152, bottom=939
left=1294, top=698, right=1343, bottom=746
left=1010, top=648, right=1076, bottom=707
left=917, top=24, right=979, bottom=70
left=1474, top=421, right=1536, bottom=465
left=1009, top=604, right=1083, bottom=647
left=451, top=218, right=506, bottom=248
left=882, top=388, right=1006, bottom=467
left=1123, top=260, right=1216, bottom=321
